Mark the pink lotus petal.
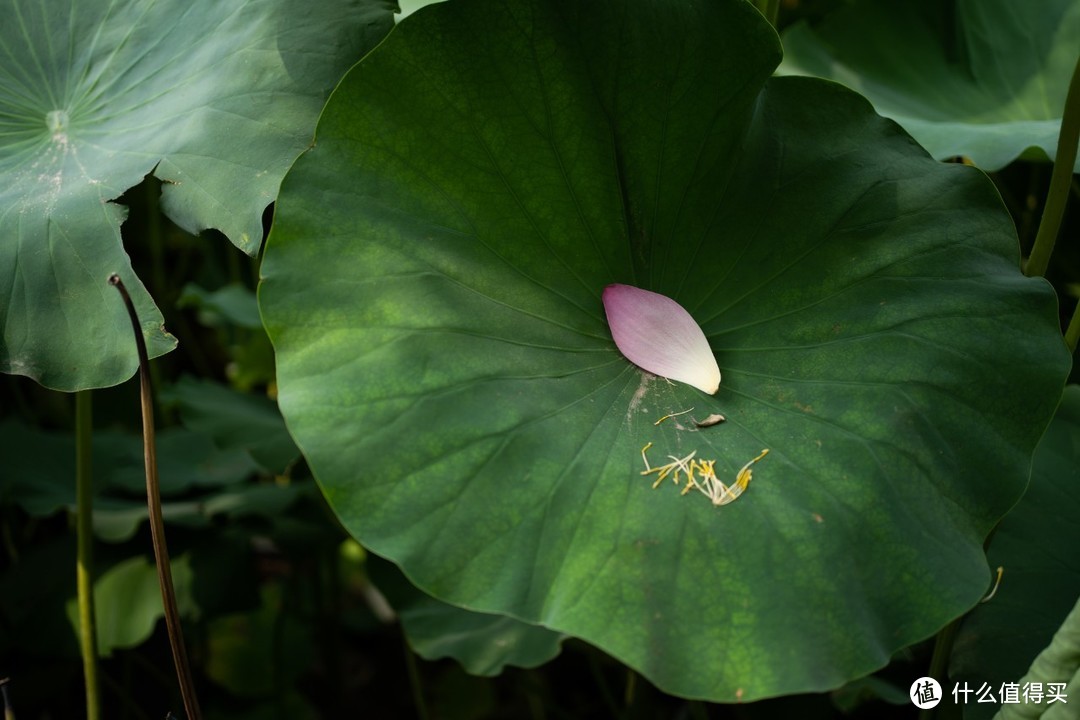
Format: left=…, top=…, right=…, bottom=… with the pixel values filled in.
left=602, top=284, right=721, bottom=394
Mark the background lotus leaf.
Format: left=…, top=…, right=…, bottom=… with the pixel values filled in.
left=66, top=554, right=195, bottom=658
left=0, top=0, right=396, bottom=390
left=259, top=0, right=1070, bottom=701
left=950, top=386, right=1080, bottom=719
left=368, top=555, right=566, bottom=676
left=779, top=0, right=1080, bottom=171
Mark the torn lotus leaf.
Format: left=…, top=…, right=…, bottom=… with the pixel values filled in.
left=602, top=284, right=721, bottom=394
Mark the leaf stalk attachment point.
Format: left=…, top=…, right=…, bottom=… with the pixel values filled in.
left=109, top=273, right=202, bottom=720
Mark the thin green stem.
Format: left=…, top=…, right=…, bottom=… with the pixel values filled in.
left=320, top=550, right=343, bottom=713
left=919, top=617, right=961, bottom=720
left=755, top=0, right=780, bottom=28
left=1025, top=52, right=1080, bottom=278
left=1065, top=299, right=1080, bottom=353
left=75, top=390, right=100, bottom=720
left=109, top=274, right=202, bottom=720
left=586, top=652, right=622, bottom=719
left=401, top=633, right=429, bottom=720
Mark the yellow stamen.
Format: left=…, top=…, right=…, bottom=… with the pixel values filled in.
left=714, top=449, right=769, bottom=506
left=654, top=407, right=694, bottom=426
left=637, top=444, right=769, bottom=508
left=666, top=451, right=697, bottom=484
left=980, top=566, right=1004, bottom=604
left=640, top=442, right=653, bottom=472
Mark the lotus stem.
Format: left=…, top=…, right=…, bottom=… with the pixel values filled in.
left=919, top=617, right=960, bottom=720
left=75, top=390, right=100, bottom=720
left=109, top=274, right=202, bottom=720
left=1065, top=299, right=1080, bottom=353
left=402, top=632, right=429, bottom=720
left=1025, top=53, right=1080, bottom=278
left=755, top=0, right=779, bottom=28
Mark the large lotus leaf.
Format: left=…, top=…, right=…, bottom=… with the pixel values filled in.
left=259, top=0, right=1071, bottom=701
left=950, top=386, right=1080, bottom=720
left=0, top=0, right=396, bottom=391
left=779, top=0, right=1080, bottom=172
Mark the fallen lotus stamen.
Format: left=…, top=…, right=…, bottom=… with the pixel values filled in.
left=711, top=449, right=769, bottom=506
left=603, top=284, right=721, bottom=394
left=666, top=452, right=697, bottom=486
left=640, top=442, right=653, bottom=472
left=640, top=445, right=696, bottom=489
left=654, top=407, right=694, bottom=426
left=639, top=444, right=769, bottom=507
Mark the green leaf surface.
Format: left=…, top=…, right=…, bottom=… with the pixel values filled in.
left=66, top=554, right=195, bottom=658
left=0, top=418, right=258, bottom=501
left=0, top=0, right=397, bottom=390
left=89, top=484, right=305, bottom=543
left=162, top=376, right=300, bottom=474
left=951, top=386, right=1080, bottom=720
left=994, top=596, right=1080, bottom=719
left=104, top=428, right=261, bottom=495
left=205, top=583, right=312, bottom=699
left=401, top=599, right=566, bottom=676
left=831, top=676, right=909, bottom=714
left=0, top=416, right=300, bottom=542
left=259, top=0, right=1070, bottom=701
left=368, top=553, right=565, bottom=676
left=397, top=0, right=448, bottom=21
left=178, top=283, right=264, bottom=330
left=779, top=0, right=1080, bottom=172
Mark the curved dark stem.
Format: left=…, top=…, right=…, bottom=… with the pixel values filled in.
left=109, top=274, right=202, bottom=720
